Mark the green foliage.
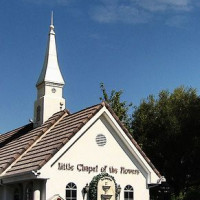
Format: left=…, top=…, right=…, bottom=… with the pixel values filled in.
left=183, top=186, right=200, bottom=200
left=132, top=86, right=200, bottom=196
left=170, top=186, right=200, bottom=200
left=171, top=192, right=185, bottom=200
left=100, top=83, right=133, bottom=132
left=99, top=84, right=200, bottom=198
left=89, top=173, right=118, bottom=200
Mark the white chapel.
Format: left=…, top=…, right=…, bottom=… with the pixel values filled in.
left=0, top=14, right=165, bottom=200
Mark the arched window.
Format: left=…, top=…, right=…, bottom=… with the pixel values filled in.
left=36, top=106, right=41, bottom=121
left=66, top=182, right=77, bottom=200
left=124, top=185, right=134, bottom=200
left=26, top=183, right=33, bottom=200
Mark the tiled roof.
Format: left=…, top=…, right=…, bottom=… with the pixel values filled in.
left=0, top=104, right=102, bottom=177
left=0, top=109, right=67, bottom=175
left=0, top=102, right=161, bottom=178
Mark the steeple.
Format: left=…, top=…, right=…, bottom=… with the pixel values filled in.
left=34, top=13, right=66, bottom=127
left=36, top=11, right=65, bottom=86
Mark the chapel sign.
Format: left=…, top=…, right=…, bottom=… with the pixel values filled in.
left=58, top=163, right=140, bottom=175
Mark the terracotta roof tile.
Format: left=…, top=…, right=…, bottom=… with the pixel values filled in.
left=4, top=104, right=102, bottom=176
left=0, top=110, right=66, bottom=175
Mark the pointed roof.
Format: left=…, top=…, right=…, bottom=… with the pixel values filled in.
left=0, top=102, right=161, bottom=178
left=36, top=12, right=65, bottom=86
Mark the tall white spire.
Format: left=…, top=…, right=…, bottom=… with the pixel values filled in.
left=34, top=13, right=66, bottom=127
left=36, top=11, right=65, bottom=86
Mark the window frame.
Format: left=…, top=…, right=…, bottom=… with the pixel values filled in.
left=66, top=182, right=77, bottom=200
left=124, top=185, right=134, bottom=200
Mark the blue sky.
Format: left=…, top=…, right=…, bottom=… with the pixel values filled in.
left=1, top=0, right=200, bottom=133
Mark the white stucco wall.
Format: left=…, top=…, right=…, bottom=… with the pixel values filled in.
left=41, top=115, right=151, bottom=200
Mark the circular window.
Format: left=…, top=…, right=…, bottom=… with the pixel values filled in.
left=96, top=134, right=107, bottom=146
left=52, top=88, right=56, bottom=93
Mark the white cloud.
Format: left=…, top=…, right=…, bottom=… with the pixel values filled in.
left=90, top=3, right=151, bottom=24
left=23, top=0, right=197, bottom=26
left=137, top=0, right=192, bottom=12
left=90, top=0, right=195, bottom=25
left=23, top=0, right=72, bottom=6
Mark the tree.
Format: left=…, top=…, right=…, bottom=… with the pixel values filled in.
left=183, top=186, right=200, bottom=200
left=131, top=86, right=200, bottom=197
left=99, top=83, right=132, bottom=132
left=99, top=84, right=200, bottom=198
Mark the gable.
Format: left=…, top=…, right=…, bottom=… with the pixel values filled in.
left=39, top=108, right=160, bottom=185
left=50, top=116, right=145, bottom=175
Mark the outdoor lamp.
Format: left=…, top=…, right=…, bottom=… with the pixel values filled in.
left=117, top=185, right=121, bottom=195
left=83, top=183, right=89, bottom=194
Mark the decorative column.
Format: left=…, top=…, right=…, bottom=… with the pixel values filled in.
left=33, top=180, right=41, bottom=200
